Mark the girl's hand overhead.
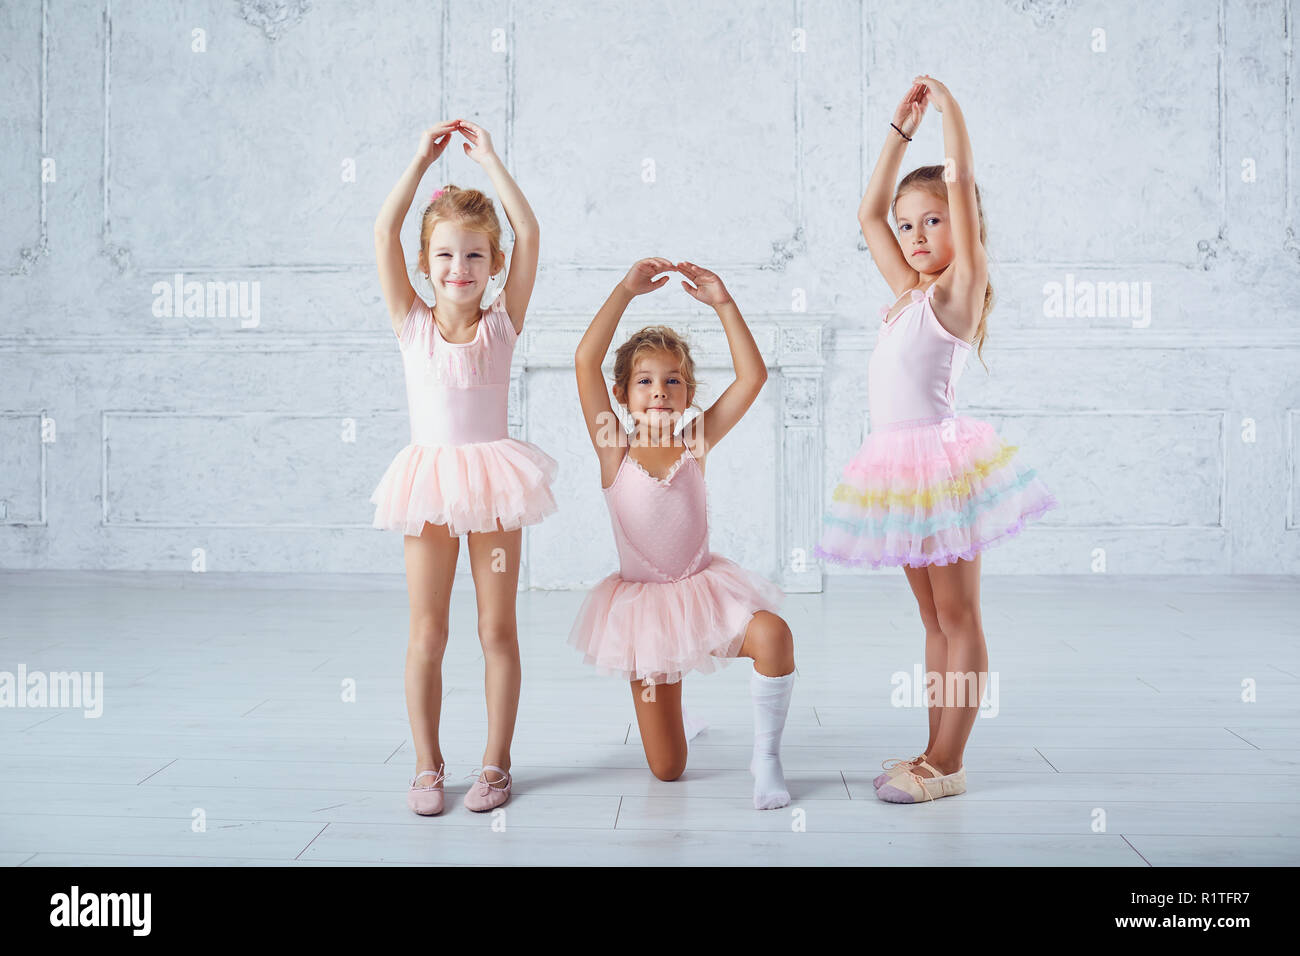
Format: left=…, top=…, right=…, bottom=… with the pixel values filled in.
left=914, top=74, right=954, bottom=114
left=415, top=121, right=461, bottom=166
left=676, top=261, right=732, bottom=307
left=891, top=81, right=928, bottom=138
left=457, top=120, right=498, bottom=164
left=621, top=258, right=677, bottom=296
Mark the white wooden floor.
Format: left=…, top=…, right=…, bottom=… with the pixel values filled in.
left=1, top=571, right=1297, bottom=867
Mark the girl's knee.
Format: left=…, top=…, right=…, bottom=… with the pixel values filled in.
left=408, top=619, right=450, bottom=661
left=918, top=608, right=943, bottom=633
left=747, top=612, right=795, bottom=667
left=753, top=610, right=790, bottom=641
left=477, top=620, right=519, bottom=654
left=935, top=604, right=981, bottom=641
left=647, top=751, right=687, bottom=781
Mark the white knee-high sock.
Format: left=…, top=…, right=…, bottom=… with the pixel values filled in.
left=749, top=667, right=794, bottom=810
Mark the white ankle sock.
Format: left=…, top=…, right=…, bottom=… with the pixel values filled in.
left=749, top=667, right=794, bottom=810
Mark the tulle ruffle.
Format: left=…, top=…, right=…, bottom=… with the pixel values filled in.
left=370, top=438, right=558, bottom=537
left=813, top=415, right=1057, bottom=569
left=568, top=554, right=785, bottom=686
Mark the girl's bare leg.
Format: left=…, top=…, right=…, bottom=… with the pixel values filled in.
left=916, top=552, right=986, bottom=778
left=902, top=564, right=948, bottom=757
left=465, top=524, right=523, bottom=783
left=403, top=521, right=460, bottom=784
left=629, top=678, right=688, bottom=781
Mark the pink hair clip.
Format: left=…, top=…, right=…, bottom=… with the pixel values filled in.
left=429, top=188, right=446, bottom=203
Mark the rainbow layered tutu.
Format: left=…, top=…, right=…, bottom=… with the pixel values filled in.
left=813, top=415, right=1058, bottom=569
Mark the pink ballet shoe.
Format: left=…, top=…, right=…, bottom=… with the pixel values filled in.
left=873, top=753, right=927, bottom=789
left=463, top=765, right=512, bottom=812
left=407, top=764, right=446, bottom=816
left=876, top=759, right=966, bottom=804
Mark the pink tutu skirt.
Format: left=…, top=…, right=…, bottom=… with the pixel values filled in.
left=568, top=554, right=784, bottom=686
left=370, top=438, right=559, bottom=537
left=813, top=415, right=1058, bottom=569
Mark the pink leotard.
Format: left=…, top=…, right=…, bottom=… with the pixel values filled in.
left=398, top=293, right=515, bottom=445
left=603, top=444, right=711, bottom=583
left=868, top=283, right=973, bottom=427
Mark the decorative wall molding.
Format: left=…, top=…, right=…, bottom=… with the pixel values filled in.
left=100, top=0, right=131, bottom=274
left=237, top=0, right=313, bottom=42
left=0, top=411, right=48, bottom=526
left=8, top=0, right=50, bottom=276
left=6, top=325, right=1300, bottom=354
left=1288, top=407, right=1299, bottom=531
left=1286, top=0, right=1297, bottom=261
left=1005, top=0, right=1073, bottom=29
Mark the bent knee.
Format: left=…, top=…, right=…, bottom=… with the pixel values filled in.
left=648, top=753, right=687, bottom=781
left=747, top=612, right=795, bottom=664
left=751, top=611, right=793, bottom=645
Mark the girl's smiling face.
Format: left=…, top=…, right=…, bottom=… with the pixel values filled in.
left=894, top=190, right=953, bottom=273
left=420, top=220, right=497, bottom=301
left=618, top=349, right=692, bottom=441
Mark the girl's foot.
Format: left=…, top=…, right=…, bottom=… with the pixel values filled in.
left=750, top=669, right=795, bottom=811
left=464, top=765, right=512, bottom=811
left=873, top=752, right=928, bottom=789
left=407, top=763, right=446, bottom=816
left=876, top=758, right=966, bottom=804
left=749, top=754, right=790, bottom=810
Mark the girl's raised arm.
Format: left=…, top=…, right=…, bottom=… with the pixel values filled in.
left=374, top=122, right=458, bottom=330
left=459, top=121, right=539, bottom=335
left=860, top=82, right=928, bottom=299
left=675, top=262, right=767, bottom=458
left=574, top=259, right=675, bottom=465
left=916, top=75, right=987, bottom=309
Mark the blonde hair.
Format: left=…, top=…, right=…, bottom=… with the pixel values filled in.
left=416, top=185, right=506, bottom=282
left=892, top=166, right=993, bottom=371
left=610, top=326, right=703, bottom=421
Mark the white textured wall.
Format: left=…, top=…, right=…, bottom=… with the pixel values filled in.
left=1, top=0, right=1297, bottom=584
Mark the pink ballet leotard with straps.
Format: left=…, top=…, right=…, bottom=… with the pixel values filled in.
left=567, top=442, right=784, bottom=686
left=868, top=283, right=972, bottom=427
